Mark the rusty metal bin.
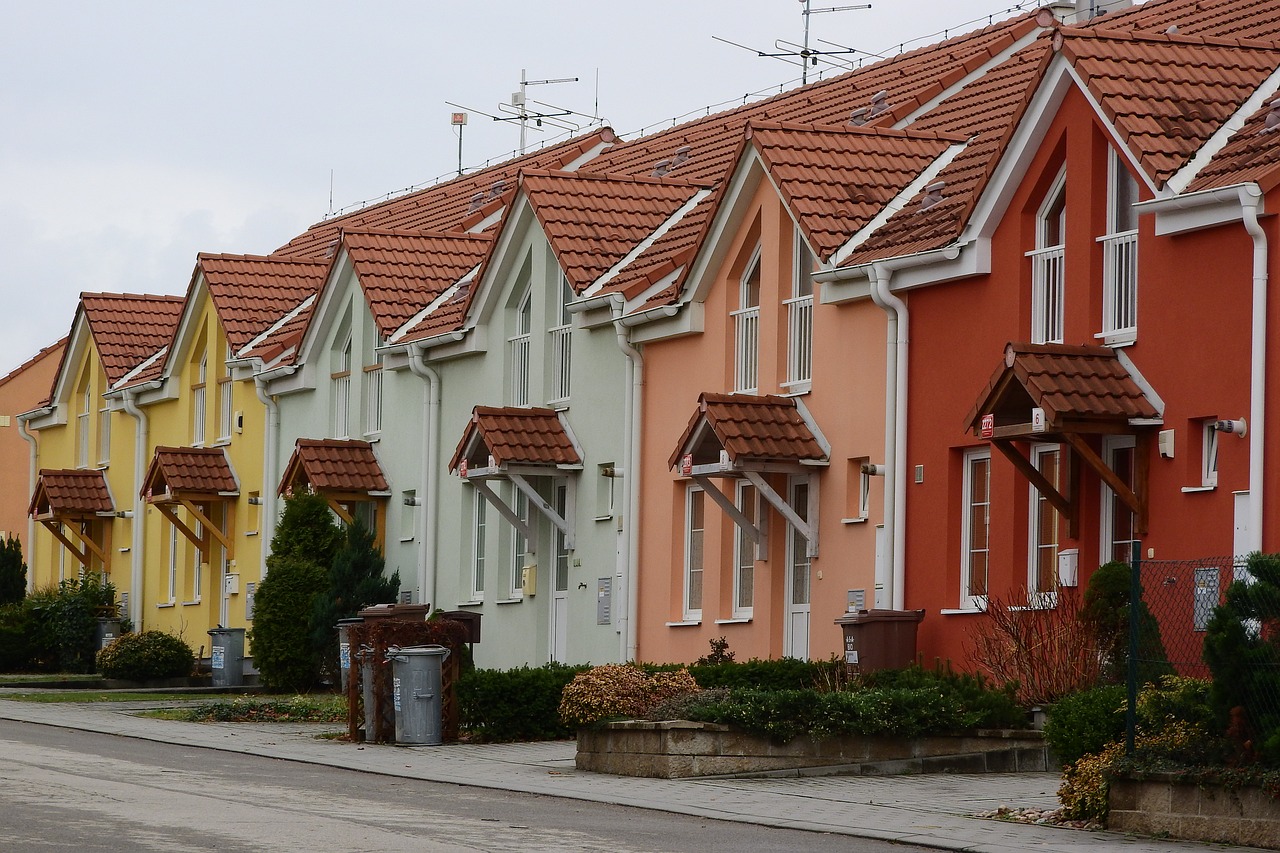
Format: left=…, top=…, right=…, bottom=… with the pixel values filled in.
left=437, top=609, right=482, bottom=645
left=835, top=609, right=925, bottom=672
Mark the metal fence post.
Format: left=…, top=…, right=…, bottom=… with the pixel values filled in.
left=1125, top=541, right=1142, bottom=755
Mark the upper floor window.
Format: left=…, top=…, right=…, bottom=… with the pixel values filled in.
left=784, top=228, right=815, bottom=390
left=332, top=337, right=352, bottom=439
left=961, top=447, right=991, bottom=610
left=76, top=381, right=91, bottom=468
left=364, top=348, right=384, bottom=436
left=1029, top=171, right=1066, bottom=345
left=217, top=345, right=234, bottom=443
left=1099, top=150, right=1139, bottom=344
left=192, top=352, right=207, bottom=446
left=97, top=399, right=111, bottom=466
left=549, top=272, right=572, bottom=404
left=733, top=246, right=761, bottom=393
left=509, top=289, right=532, bottom=407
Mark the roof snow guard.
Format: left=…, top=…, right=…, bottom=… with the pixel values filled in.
left=669, top=392, right=829, bottom=474
left=28, top=468, right=114, bottom=520
left=279, top=438, right=390, bottom=497
left=450, top=406, right=583, bottom=477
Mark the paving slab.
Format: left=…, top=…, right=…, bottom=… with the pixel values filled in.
left=0, top=698, right=1263, bottom=853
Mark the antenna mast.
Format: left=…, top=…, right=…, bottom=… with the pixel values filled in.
left=511, top=69, right=578, bottom=154
left=799, top=1, right=871, bottom=84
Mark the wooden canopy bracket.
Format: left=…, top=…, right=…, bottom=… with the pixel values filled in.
left=1062, top=432, right=1149, bottom=535
left=991, top=439, right=1079, bottom=538
left=692, top=475, right=768, bottom=561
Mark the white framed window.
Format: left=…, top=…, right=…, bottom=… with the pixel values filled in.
left=1028, top=444, right=1060, bottom=599
left=1028, top=170, right=1066, bottom=345
left=1202, top=421, right=1220, bottom=488
left=733, top=481, right=756, bottom=618
left=76, top=384, right=91, bottom=468
left=364, top=351, right=384, bottom=436
left=509, top=488, right=529, bottom=598
left=732, top=246, right=761, bottom=393
left=683, top=485, right=705, bottom=620
left=1099, top=150, right=1139, bottom=344
left=509, top=289, right=533, bottom=407
left=96, top=401, right=111, bottom=466
left=470, top=489, right=487, bottom=599
left=332, top=337, right=352, bottom=439
left=166, top=525, right=178, bottom=604
left=549, top=272, right=572, bottom=403
left=192, top=352, right=207, bottom=446
left=784, top=228, right=815, bottom=390
left=189, top=517, right=203, bottom=604
left=553, top=484, right=569, bottom=594
left=1101, top=434, right=1138, bottom=565
left=961, top=448, right=992, bottom=610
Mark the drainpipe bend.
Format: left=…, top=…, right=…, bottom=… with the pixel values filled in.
left=608, top=294, right=643, bottom=662
left=120, top=388, right=149, bottom=627
left=408, top=343, right=441, bottom=611
left=1239, top=185, right=1268, bottom=555
left=17, top=416, right=38, bottom=594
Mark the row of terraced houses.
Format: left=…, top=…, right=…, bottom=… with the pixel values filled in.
left=7, top=0, right=1280, bottom=672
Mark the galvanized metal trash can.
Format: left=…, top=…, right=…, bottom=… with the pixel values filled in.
left=336, top=617, right=363, bottom=692
left=207, top=627, right=246, bottom=687
left=387, top=644, right=451, bottom=745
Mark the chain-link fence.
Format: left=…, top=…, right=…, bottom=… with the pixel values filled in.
left=1130, top=550, right=1280, bottom=762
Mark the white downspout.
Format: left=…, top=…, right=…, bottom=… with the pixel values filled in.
left=1239, top=185, right=1268, bottom=554
left=408, top=343, right=441, bottom=611
left=253, top=374, right=281, bottom=569
left=121, top=389, right=149, bottom=627
left=869, top=264, right=908, bottom=610
left=609, top=294, right=643, bottom=662
left=17, top=416, right=38, bottom=594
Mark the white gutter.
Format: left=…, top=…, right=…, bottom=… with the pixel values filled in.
left=253, top=370, right=286, bottom=567
left=1240, top=186, right=1268, bottom=554
left=408, top=343, right=442, bottom=610
left=17, top=416, right=38, bottom=594
left=120, top=384, right=158, bottom=627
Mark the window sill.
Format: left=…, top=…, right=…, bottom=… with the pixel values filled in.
left=182, top=600, right=202, bottom=607
left=156, top=601, right=176, bottom=609
left=363, top=434, right=381, bottom=443
left=455, top=600, right=483, bottom=608
left=841, top=516, right=869, bottom=525
left=940, top=608, right=984, bottom=616
left=1180, top=485, right=1216, bottom=493
left=1094, top=331, right=1136, bottom=348
left=665, top=619, right=701, bottom=627
left=212, top=438, right=232, bottom=447
left=715, top=617, right=751, bottom=625
left=496, top=597, right=523, bottom=605
left=779, top=383, right=811, bottom=397
left=399, top=536, right=415, bottom=543
left=96, top=462, right=111, bottom=471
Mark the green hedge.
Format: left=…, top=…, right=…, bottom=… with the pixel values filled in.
left=1043, top=684, right=1127, bottom=766
left=97, top=631, right=195, bottom=681
left=685, top=658, right=841, bottom=691
left=458, top=663, right=588, bottom=742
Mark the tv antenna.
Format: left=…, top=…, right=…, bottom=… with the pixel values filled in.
left=447, top=70, right=599, bottom=156
left=714, top=1, right=871, bottom=85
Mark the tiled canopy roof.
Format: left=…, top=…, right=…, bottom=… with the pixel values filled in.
left=965, top=342, right=1161, bottom=435
left=341, top=229, right=494, bottom=340
left=279, top=439, right=389, bottom=496
left=449, top=407, right=582, bottom=473
left=142, top=446, right=239, bottom=498
left=669, top=393, right=827, bottom=470
left=79, top=293, right=185, bottom=388
left=28, top=469, right=113, bottom=518
left=198, top=254, right=330, bottom=356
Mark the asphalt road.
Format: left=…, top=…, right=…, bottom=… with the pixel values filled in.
left=0, top=719, right=933, bottom=852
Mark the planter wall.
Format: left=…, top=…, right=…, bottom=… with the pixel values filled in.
left=1109, top=775, right=1280, bottom=850
left=577, top=720, right=1050, bottom=778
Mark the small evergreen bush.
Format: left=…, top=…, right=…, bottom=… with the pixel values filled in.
left=0, top=602, right=35, bottom=671
left=97, top=631, right=194, bottom=681
left=310, top=519, right=399, bottom=683
left=0, top=535, right=27, bottom=606
left=250, top=556, right=327, bottom=692
left=26, top=574, right=118, bottom=673
left=688, top=657, right=839, bottom=691
left=1043, top=684, right=1126, bottom=766
left=458, top=663, right=588, bottom=741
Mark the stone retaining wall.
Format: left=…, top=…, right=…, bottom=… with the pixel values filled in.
left=1109, top=774, right=1280, bottom=850
left=576, top=720, right=1050, bottom=778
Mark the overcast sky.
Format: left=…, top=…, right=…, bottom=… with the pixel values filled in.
left=1, top=0, right=1054, bottom=377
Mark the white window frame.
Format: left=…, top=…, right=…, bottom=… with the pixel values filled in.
left=400, top=490, right=416, bottom=542
left=76, top=386, right=91, bottom=469
left=96, top=400, right=111, bottom=466
left=470, top=488, right=487, bottom=600
left=960, top=447, right=992, bottom=610
left=1097, top=149, right=1139, bottom=345
left=732, top=481, right=756, bottom=619
left=1202, top=421, right=1219, bottom=488
left=509, top=289, right=533, bottom=407
left=1028, top=169, right=1066, bottom=345
left=364, top=352, right=385, bottom=437
left=509, top=487, right=529, bottom=599
left=683, top=485, right=705, bottom=621
left=332, top=337, right=352, bottom=440
left=166, top=524, right=178, bottom=604
left=1100, top=434, right=1138, bottom=566
left=549, top=272, right=572, bottom=404
left=783, top=227, right=815, bottom=391
left=553, top=483, right=570, bottom=594
left=193, top=352, right=207, bottom=447
left=1028, top=444, right=1060, bottom=603
left=732, top=246, right=761, bottom=394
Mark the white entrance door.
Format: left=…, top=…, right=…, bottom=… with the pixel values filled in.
left=551, top=484, right=569, bottom=662
left=785, top=479, right=811, bottom=661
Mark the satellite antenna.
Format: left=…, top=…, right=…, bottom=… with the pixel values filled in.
left=714, top=1, right=871, bottom=85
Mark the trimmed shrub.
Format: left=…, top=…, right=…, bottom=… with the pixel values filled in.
left=265, top=491, right=343, bottom=571
left=27, top=574, right=118, bottom=673
left=1044, top=684, right=1126, bottom=766
left=0, top=601, right=35, bottom=672
left=97, top=631, right=195, bottom=681
left=863, top=663, right=1024, bottom=729
left=458, top=663, right=588, bottom=742
left=249, top=556, right=327, bottom=692
left=687, top=657, right=840, bottom=691
left=0, top=535, right=26, bottom=607
left=559, top=663, right=699, bottom=727
left=1081, top=560, right=1171, bottom=685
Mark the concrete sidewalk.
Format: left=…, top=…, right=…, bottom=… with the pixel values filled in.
left=0, top=698, right=1262, bottom=853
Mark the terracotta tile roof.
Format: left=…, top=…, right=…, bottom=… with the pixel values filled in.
left=341, top=230, right=494, bottom=339
left=449, top=406, right=582, bottom=472
left=78, top=293, right=185, bottom=388
left=0, top=337, right=66, bottom=393
left=1056, top=29, right=1280, bottom=188
left=1098, top=0, right=1280, bottom=42
left=273, top=130, right=617, bottom=259
left=745, top=121, right=965, bottom=262
left=520, top=170, right=712, bottom=294
left=965, top=342, right=1161, bottom=434
left=395, top=280, right=475, bottom=345
left=1187, top=96, right=1280, bottom=191
left=142, top=446, right=239, bottom=498
left=197, top=254, right=330, bottom=356
left=669, top=392, right=827, bottom=470
left=279, top=438, right=389, bottom=496
left=28, top=468, right=114, bottom=518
